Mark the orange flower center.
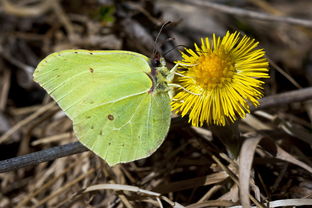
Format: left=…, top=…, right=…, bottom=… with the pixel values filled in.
left=192, top=51, right=235, bottom=90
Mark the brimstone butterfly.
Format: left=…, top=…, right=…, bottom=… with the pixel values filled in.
left=33, top=50, right=175, bottom=166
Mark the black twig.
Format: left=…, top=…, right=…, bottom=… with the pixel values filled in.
left=0, top=142, right=87, bottom=173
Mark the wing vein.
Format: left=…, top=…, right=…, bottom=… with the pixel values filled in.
left=47, top=70, right=90, bottom=94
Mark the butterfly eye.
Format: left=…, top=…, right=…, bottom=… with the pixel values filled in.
left=151, top=59, right=161, bottom=68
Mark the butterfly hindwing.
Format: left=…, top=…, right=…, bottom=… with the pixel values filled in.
left=33, top=50, right=171, bottom=165
left=75, top=91, right=170, bottom=165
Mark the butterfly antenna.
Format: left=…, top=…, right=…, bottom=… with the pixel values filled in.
left=153, top=21, right=172, bottom=57
left=163, top=44, right=188, bottom=57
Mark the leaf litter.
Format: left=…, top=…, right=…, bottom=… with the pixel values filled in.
left=1, top=0, right=312, bottom=207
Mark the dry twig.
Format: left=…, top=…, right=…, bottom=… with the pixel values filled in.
left=257, top=87, right=312, bottom=110
left=177, top=0, right=312, bottom=28
left=0, top=142, right=87, bottom=173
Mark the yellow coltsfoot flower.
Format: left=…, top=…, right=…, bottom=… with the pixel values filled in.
left=171, top=31, right=269, bottom=126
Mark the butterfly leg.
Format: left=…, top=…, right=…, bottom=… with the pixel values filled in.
left=166, top=64, right=179, bottom=82
left=168, top=83, right=201, bottom=96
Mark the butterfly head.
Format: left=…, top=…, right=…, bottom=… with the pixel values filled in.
left=151, top=54, right=161, bottom=68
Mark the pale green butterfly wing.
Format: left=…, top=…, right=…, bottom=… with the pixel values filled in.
left=33, top=50, right=171, bottom=165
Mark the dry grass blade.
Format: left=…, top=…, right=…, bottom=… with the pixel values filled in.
left=0, top=69, right=10, bottom=111
left=276, top=145, right=312, bottom=174
left=32, top=168, right=96, bottom=208
left=160, top=196, right=186, bottom=208
left=9, top=105, right=44, bottom=116
left=211, top=155, right=265, bottom=208
left=1, top=0, right=55, bottom=17
left=152, top=171, right=228, bottom=193
left=16, top=159, right=82, bottom=208
left=242, top=114, right=272, bottom=130
left=31, top=132, right=72, bottom=146
left=268, top=58, right=302, bottom=89
left=239, top=135, right=262, bottom=208
left=0, top=102, right=56, bottom=143
left=50, top=1, right=76, bottom=41
left=268, top=199, right=312, bottom=207
left=247, top=0, right=283, bottom=15
left=83, top=184, right=161, bottom=197
left=185, top=200, right=235, bottom=208
left=83, top=184, right=169, bottom=208
left=197, top=185, right=223, bottom=202
left=229, top=198, right=312, bottom=207
left=279, top=121, right=312, bottom=146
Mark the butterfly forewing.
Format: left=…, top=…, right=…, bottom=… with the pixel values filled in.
left=33, top=50, right=171, bottom=165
